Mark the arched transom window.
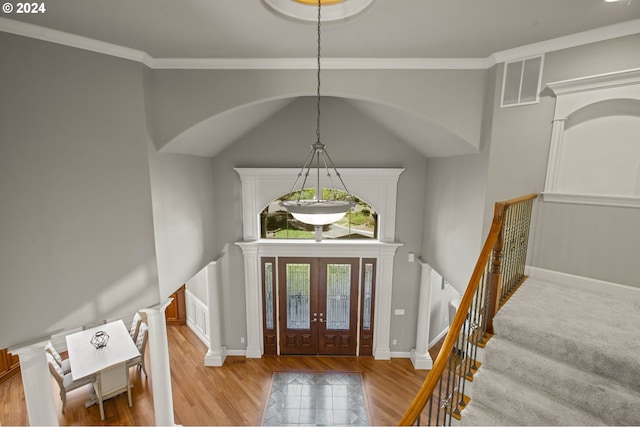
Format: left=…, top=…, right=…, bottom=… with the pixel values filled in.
left=261, top=189, right=378, bottom=240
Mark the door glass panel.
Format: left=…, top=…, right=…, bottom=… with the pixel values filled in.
left=362, top=263, right=373, bottom=330
left=264, top=262, right=274, bottom=329
left=326, top=264, right=351, bottom=330
left=286, top=264, right=311, bottom=330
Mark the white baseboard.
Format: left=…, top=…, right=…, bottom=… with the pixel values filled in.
left=226, top=349, right=247, bottom=356
left=525, top=266, right=640, bottom=301
left=390, top=351, right=411, bottom=358
left=429, top=327, right=449, bottom=349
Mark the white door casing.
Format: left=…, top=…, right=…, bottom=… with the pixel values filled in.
left=234, top=168, right=404, bottom=359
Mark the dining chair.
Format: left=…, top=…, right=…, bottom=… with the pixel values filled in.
left=126, top=322, right=148, bottom=376
left=45, top=341, right=71, bottom=374
left=129, top=312, right=142, bottom=342
left=46, top=353, right=93, bottom=412
left=93, top=362, right=132, bottom=420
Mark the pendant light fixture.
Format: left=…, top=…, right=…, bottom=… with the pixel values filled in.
left=279, top=0, right=355, bottom=242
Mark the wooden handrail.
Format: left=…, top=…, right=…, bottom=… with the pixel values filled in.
left=398, top=204, right=505, bottom=425
left=398, top=193, right=537, bottom=426
left=500, top=193, right=538, bottom=207
left=487, top=193, right=537, bottom=334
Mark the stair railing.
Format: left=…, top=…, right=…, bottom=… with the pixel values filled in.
left=486, top=193, right=536, bottom=334
left=398, top=193, right=537, bottom=426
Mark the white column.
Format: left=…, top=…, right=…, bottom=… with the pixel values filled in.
left=240, top=244, right=263, bottom=358
left=10, top=339, right=59, bottom=426
left=372, top=246, right=399, bottom=360
left=543, top=118, right=567, bottom=193
left=410, top=260, right=434, bottom=370
left=204, top=259, right=228, bottom=366
left=141, top=300, right=175, bottom=426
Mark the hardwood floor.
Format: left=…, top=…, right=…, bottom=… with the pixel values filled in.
left=0, top=325, right=440, bottom=426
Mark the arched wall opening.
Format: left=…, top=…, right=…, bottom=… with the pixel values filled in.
left=544, top=68, right=640, bottom=207
left=159, top=94, right=479, bottom=159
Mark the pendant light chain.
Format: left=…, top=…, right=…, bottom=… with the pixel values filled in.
left=278, top=0, right=355, bottom=236
left=316, top=0, right=321, bottom=145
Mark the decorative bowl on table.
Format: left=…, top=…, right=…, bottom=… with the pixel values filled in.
left=90, top=331, right=109, bottom=349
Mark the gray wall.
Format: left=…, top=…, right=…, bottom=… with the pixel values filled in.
left=0, top=34, right=160, bottom=348
left=421, top=67, right=495, bottom=293
left=485, top=34, right=640, bottom=287
left=421, top=154, right=488, bottom=292
left=210, top=97, right=428, bottom=352
left=3, top=29, right=637, bottom=353
left=146, top=145, right=218, bottom=299
left=147, top=69, right=486, bottom=151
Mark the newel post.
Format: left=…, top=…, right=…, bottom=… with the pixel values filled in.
left=486, top=203, right=505, bottom=335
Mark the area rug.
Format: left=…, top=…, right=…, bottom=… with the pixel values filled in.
left=261, top=372, right=369, bottom=426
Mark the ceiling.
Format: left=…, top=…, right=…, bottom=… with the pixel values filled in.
left=3, top=0, right=640, bottom=158
left=4, top=0, right=640, bottom=59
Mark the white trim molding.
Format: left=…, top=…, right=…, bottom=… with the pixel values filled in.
left=186, top=289, right=209, bottom=346
left=2, top=17, right=639, bottom=70
left=390, top=352, right=411, bottom=358
left=541, top=192, right=640, bottom=209
left=547, top=68, right=640, bottom=96
left=235, top=240, right=402, bottom=360
left=0, top=16, right=153, bottom=66
left=234, top=167, right=405, bottom=359
left=234, top=168, right=405, bottom=242
left=491, top=19, right=640, bottom=64
left=543, top=68, right=640, bottom=208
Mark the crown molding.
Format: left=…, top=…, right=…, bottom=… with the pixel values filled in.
left=1, top=16, right=639, bottom=70
left=547, top=67, right=640, bottom=95
left=492, top=18, right=640, bottom=63
left=150, top=56, right=494, bottom=70
left=0, top=17, right=153, bottom=66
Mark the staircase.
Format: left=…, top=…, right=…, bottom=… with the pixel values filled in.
left=460, top=277, right=640, bottom=426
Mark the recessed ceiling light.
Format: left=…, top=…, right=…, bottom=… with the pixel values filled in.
left=265, top=0, right=373, bottom=22
left=294, top=0, right=344, bottom=4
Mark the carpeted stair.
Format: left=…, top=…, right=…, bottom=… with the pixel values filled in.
left=459, top=277, right=640, bottom=426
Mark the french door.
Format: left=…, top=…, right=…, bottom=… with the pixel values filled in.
left=277, top=257, right=359, bottom=355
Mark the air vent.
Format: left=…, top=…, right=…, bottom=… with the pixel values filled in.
left=501, top=55, right=544, bottom=107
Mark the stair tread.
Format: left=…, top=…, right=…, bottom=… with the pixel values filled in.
left=493, top=278, right=640, bottom=392
left=483, top=336, right=640, bottom=426
left=471, top=366, right=606, bottom=426
left=458, top=401, right=520, bottom=426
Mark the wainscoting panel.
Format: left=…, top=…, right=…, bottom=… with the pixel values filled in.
left=186, top=289, right=209, bottom=347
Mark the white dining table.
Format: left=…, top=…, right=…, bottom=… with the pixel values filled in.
left=65, top=318, right=141, bottom=410
left=66, top=319, right=140, bottom=381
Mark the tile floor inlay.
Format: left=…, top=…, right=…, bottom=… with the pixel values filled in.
left=262, top=372, right=369, bottom=426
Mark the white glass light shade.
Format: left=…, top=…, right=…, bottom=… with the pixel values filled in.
left=292, top=211, right=347, bottom=225
left=280, top=199, right=354, bottom=225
